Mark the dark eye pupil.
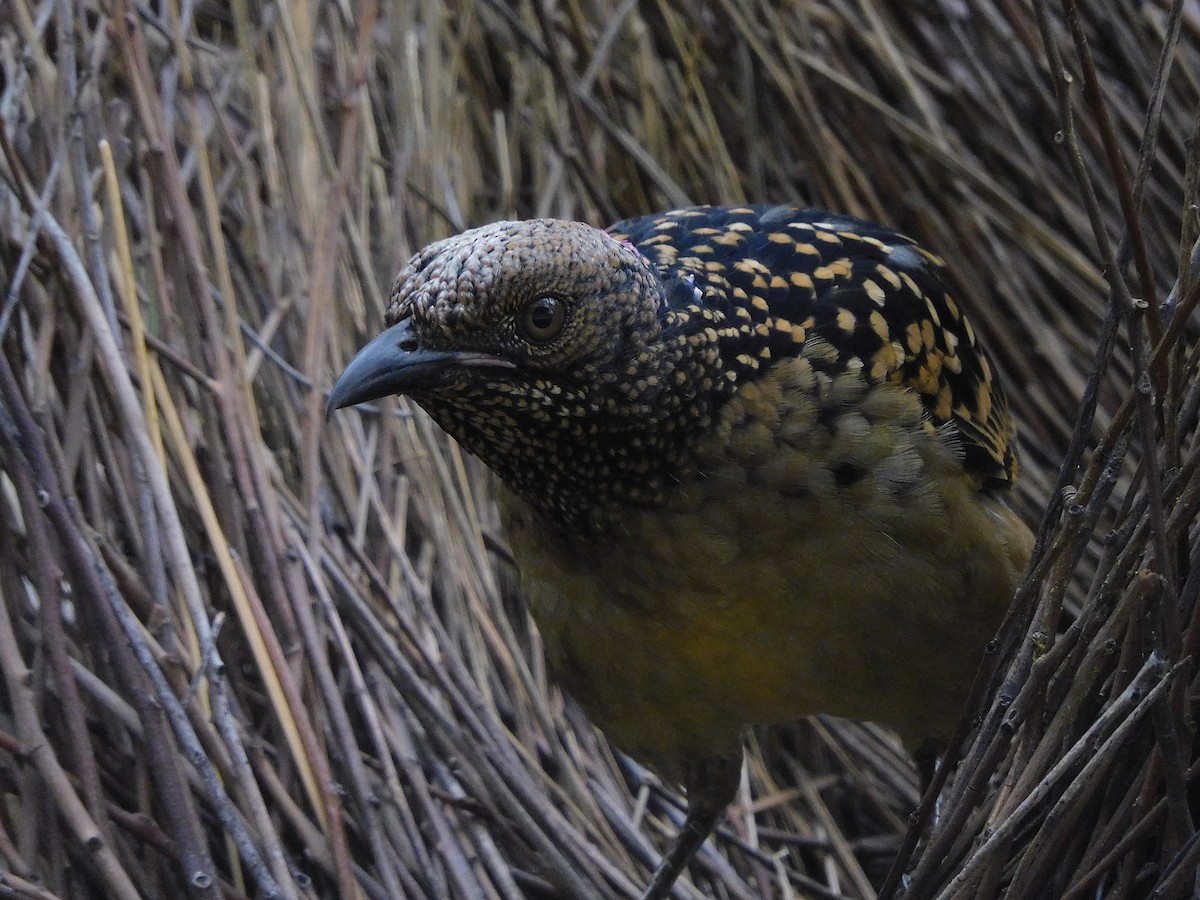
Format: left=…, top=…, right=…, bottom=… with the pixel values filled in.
left=522, top=295, right=565, bottom=342
left=530, top=299, right=556, bottom=329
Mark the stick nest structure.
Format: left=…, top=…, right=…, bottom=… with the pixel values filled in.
left=0, top=1, right=1197, bottom=898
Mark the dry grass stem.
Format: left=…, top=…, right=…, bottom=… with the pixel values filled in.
left=0, top=0, right=1197, bottom=897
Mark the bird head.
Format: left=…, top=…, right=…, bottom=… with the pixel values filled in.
left=328, top=219, right=723, bottom=531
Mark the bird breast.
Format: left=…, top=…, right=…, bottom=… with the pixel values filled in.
left=498, top=358, right=1032, bottom=774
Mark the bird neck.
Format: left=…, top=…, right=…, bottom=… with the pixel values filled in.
left=421, top=311, right=741, bottom=535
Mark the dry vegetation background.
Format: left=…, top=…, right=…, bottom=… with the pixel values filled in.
left=0, top=0, right=1198, bottom=898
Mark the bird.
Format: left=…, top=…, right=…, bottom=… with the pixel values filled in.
left=327, top=204, right=1034, bottom=899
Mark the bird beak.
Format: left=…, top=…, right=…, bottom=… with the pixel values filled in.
left=326, top=317, right=513, bottom=419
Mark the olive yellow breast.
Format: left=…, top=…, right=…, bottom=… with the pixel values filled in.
left=500, top=353, right=1032, bottom=775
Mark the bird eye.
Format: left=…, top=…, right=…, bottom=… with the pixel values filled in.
left=519, top=295, right=567, bottom=343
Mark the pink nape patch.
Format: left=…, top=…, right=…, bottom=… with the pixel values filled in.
left=618, top=236, right=645, bottom=258
left=601, top=229, right=646, bottom=261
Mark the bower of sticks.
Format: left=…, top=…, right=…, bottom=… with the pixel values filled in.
left=1, top=1, right=1197, bottom=898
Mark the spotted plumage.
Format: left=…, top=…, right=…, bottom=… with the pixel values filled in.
left=328, top=204, right=1035, bottom=900
left=370, top=205, right=1018, bottom=537
left=608, top=205, right=1017, bottom=492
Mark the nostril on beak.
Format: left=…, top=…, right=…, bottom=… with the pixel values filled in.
left=399, top=336, right=419, bottom=352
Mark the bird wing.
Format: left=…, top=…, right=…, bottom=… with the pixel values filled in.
left=607, top=205, right=1019, bottom=491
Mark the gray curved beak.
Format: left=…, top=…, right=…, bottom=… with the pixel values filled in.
left=326, top=318, right=512, bottom=419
